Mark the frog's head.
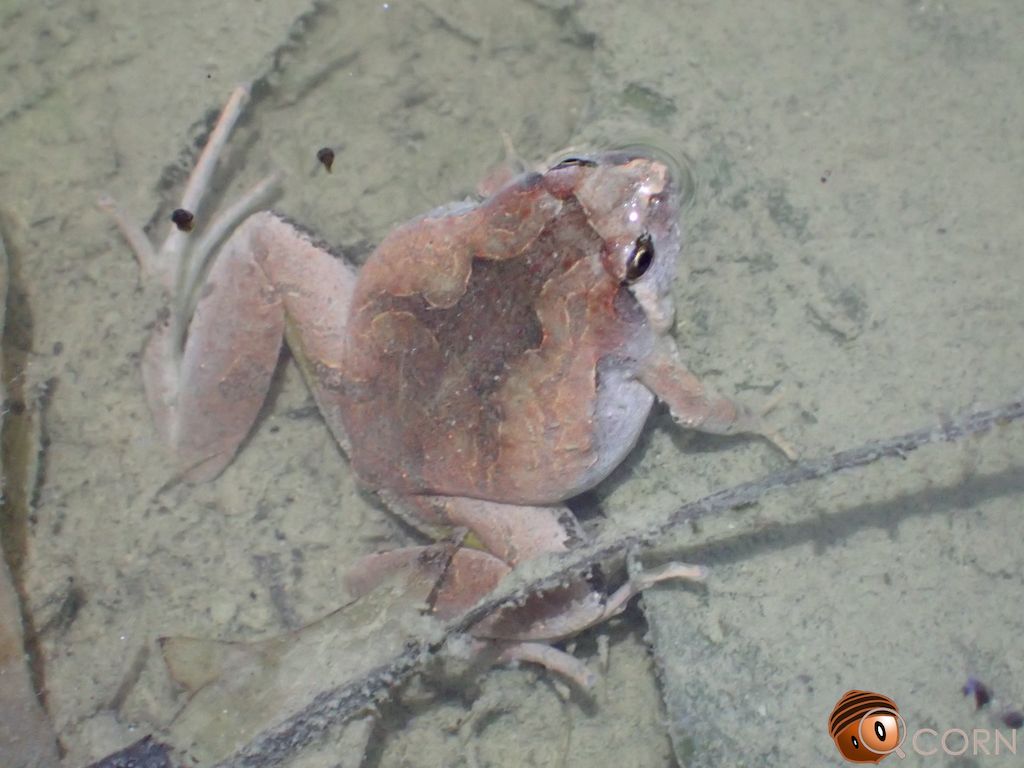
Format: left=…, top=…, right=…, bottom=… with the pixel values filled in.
left=542, top=152, right=682, bottom=334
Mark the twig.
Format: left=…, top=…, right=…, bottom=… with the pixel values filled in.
left=211, top=397, right=1024, bottom=768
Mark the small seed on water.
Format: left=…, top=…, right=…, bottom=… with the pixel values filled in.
left=317, top=147, right=335, bottom=173
left=171, top=208, right=195, bottom=232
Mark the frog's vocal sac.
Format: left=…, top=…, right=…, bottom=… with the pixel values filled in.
left=102, top=85, right=791, bottom=688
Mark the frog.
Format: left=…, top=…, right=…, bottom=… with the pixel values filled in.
left=101, top=85, right=793, bottom=688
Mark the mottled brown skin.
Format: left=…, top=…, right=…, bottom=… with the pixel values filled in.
left=340, top=165, right=666, bottom=503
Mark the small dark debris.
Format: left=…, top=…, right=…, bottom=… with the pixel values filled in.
left=53, top=341, right=64, bottom=356
left=285, top=405, right=321, bottom=420
left=170, top=208, right=194, bottom=232
left=962, top=676, right=992, bottom=709
left=40, top=582, right=86, bottom=636
left=1003, top=710, right=1024, bottom=729
left=84, top=735, right=175, bottom=768
left=317, top=146, right=335, bottom=172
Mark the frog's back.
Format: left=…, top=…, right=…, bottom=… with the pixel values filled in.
left=337, top=170, right=655, bottom=504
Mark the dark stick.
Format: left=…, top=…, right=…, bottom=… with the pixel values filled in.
left=209, top=397, right=1024, bottom=768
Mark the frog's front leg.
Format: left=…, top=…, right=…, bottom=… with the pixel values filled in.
left=637, top=337, right=797, bottom=458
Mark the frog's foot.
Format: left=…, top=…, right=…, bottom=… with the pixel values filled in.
left=494, top=642, right=597, bottom=690
left=601, top=561, right=707, bottom=618
left=492, top=562, right=707, bottom=690
left=100, top=85, right=278, bottom=292
left=638, top=337, right=798, bottom=460
left=751, top=390, right=799, bottom=460
left=346, top=544, right=598, bottom=685
left=386, top=498, right=704, bottom=643
left=347, top=541, right=707, bottom=690
left=102, top=86, right=357, bottom=481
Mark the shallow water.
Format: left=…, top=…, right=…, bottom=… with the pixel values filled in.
left=1, top=1, right=1022, bottom=766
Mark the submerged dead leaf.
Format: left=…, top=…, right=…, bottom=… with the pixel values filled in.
left=158, top=554, right=445, bottom=765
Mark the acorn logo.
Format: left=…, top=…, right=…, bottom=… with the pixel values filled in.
left=828, top=690, right=905, bottom=763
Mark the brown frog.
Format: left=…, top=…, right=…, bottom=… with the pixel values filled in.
left=102, top=85, right=791, bottom=687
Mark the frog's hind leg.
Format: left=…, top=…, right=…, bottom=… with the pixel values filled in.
left=103, top=86, right=357, bottom=482
left=105, top=201, right=355, bottom=482
left=161, top=213, right=357, bottom=482
left=126, top=210, right=352, bottom=483
left=345, top=543, right=601, bottom=689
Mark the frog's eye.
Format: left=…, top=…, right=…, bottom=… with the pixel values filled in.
left=550, top=156, right=597, bottom=170
left=624, top=232, right=655, bottom=282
